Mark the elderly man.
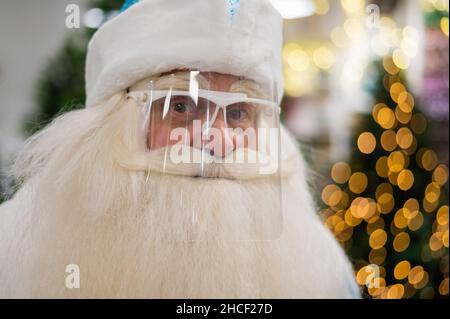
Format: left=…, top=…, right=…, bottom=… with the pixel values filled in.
left=0, top=0, right=359, bottom=298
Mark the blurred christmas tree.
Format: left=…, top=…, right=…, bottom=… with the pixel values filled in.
left=23, top=0, right=123, bottom=136
left=321, top=56, right=449, bottom=299
left=0, top=0, right=123, bottom=205
left=0, top=0, right=125, bottom=205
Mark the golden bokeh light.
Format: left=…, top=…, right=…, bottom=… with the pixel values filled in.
left=386, top=284, right=405, bottom=299
left=397, top=91, right=415, bottom=113
left=349, top=172, right=368, bottom=194
left=421, top=150, right=438, bottom=171
left=443, top=230, right=449, bottom=248
left=436, top=206, right=449, bottom=226
left=404, top=136, right=418, bottom=156
left=377, top=107, right=396, bottom=129
left=372, top=103, right=387, bottom=121
left=357, top=265, right=385, bottom=294
left=388, top=151, right=406, bottom=173
left=370, top=229, right=388, bottom=249
left=394, top=209, right=409, bottom=229
left=394, top=261, right=411, bottom=280
left=358, top=132, right=377, bottom=154
left=414, top=271, right=429, bottom=290
left=376, top=156, right=390, bottom=178
left=377, top=193, right=395, bottom=214
left=321, top=184, right=343, bottom=207
left=331, top=162, right=352, bottom=184
left=423, top=198, right=440, bottom=213
left=408, top=212, right=424, bottom=231
left=393, top=232, right=410, bottom=252
left=345, top=208, right=363, bottom=227
left=439, top=278, right=449, bottom=296
left=397, top=169, right=414, bottom=191
left=433, top=165, right=449, bottom=186
left=408, top=266, right=425, bottom=285
left=388, top=171, right=400, bottom=186
left=390, top=82, right=406, bottom=103
left=335, top=191, right=350, bottom=210
left=441, top=17, right=449, bottom=37
left=351, top=197, right=377, bottom=220
left=325, top=215, right=344, bottom=232
left=393, top=49, right=410, bottom=69
left=383, top=56, right=400, bottom=75
left=367, top=214, right=381, bottom=225
left=425, top=182, right=441, bottom=203
left=395, top=106, right=412, bottom=124
left=403, top=198, right=420, bottom=219
left=368, top=279, right=387, bottom=297
left=396, top=127, right=414, bottom=149
left=381, top=130, right=398, bottom=152
left=335, top=222, right=354, bottom=242
left=356, top=266, right=370, bottom=286
left=429, top=232, right=444, bottom=251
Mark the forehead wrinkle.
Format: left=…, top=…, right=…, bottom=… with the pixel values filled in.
left=153, top=72, right=210, bottom=90
left=229, top=80, right=267, bottom=99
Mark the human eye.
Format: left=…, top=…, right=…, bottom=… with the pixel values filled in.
left=170, top=96, right=197, bottom=114
left=227, top=103, right=255, bottom=121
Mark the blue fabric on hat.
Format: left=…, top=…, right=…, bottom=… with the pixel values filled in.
left=120, top=0, right=140, bottom=13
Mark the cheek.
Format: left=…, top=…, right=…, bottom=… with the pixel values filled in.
left=147, top=123, right=174, bottom=150
left=148, top=121, right=199, bottom=150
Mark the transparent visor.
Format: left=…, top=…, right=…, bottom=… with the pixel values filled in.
left=127, top=70, right=282, bottom=241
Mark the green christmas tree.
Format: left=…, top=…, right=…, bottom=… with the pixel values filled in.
left=23, top=0, right=123, bottom=136
left=321, top=57, right=449, bottom=299
left=0, top=1, right=123, bottom=205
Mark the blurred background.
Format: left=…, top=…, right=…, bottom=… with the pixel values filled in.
left=0, top=0, right=448, bottom=299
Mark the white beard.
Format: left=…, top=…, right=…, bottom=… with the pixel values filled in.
left=0, top=94, right=359, bottom=298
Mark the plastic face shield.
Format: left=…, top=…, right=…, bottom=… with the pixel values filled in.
left=127, top=70, right=282, bottom=241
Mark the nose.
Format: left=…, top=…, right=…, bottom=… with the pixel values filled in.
left=201, top=110, right=235, bottom=157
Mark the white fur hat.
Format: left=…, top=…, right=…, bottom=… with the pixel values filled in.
left=85, top=0, right=284, bottom=107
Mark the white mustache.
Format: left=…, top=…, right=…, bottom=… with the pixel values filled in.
left=114, top=145, right=298, bottom=180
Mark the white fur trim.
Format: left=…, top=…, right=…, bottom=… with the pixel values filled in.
left=85, top=0, right=284, bottom=107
